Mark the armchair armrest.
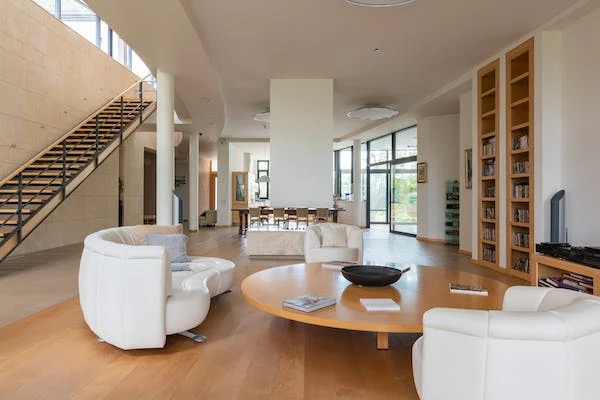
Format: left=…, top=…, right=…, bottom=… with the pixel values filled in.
left=346, top=227, right=363, bottom=263
left=502, top=286, right=552, bottom=312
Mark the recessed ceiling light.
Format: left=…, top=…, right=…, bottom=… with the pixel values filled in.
left=374, top=48, right=382, bottom=53
left=345, top=0, right=417, bottom=8
left=253, top=111, right=270, bottom=124
left=347, top=107, right=399, bottom=121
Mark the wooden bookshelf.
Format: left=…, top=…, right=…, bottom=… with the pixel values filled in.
left=477, top=60, right=500, bottom=268
left=532, top=254, right=600, bottom=296
left=506, top=38, right=534, bottom=279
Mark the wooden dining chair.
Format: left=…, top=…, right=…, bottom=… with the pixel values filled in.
left=273, top=208, right=286, bottom=229
left=296, top=208, right=309, bottom=229
left=249, top=207, right=263, bottom=228
left=314, top=208, right=329, bottom=224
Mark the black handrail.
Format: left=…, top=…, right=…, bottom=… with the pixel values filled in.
left=0, top=78, right=156, bottom=247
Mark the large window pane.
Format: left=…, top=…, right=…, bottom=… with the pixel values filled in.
left=369, top=134, right=392, bottom=167
left=361, top=142, right=367, bottom=201
left=33, top=0, right=58, bottom=16
left=339, top=147, right=352, bottom=198
left=394, top=126, right=418, bottom=159
left=61, top=0, right=97, bottom=46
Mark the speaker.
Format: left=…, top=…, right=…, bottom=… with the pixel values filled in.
left=550, top=190, right=565, bottom=243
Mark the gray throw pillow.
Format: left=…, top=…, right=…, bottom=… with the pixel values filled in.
left=146, top=234, right=192, bottom=265
left=170, top=262, right=192, bottom=272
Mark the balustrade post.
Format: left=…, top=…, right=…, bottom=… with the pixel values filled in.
left=95, top=115, right=99, bottom=167
left=62, top=141, right=67, bottom=197
left=120, top=96, right=124, bottom=144
left=17, top=172, right=22, bottom=242
left=139, top=81, right=144, bottom=124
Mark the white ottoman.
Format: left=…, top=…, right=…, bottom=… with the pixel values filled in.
left=172, top=257, right=235, bottom=297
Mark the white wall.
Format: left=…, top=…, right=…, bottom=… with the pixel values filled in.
left=417, top=115, right=460, bottom=240
left=216, top=139, right=230, bottom=226
left=459, top=91, right=473, bottom=254
left=559, top=8, right=600, bottom=245
left=270, top=79, right=334, bottom=207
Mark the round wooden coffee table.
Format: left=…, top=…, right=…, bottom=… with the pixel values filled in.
left=241, top=263, right=511, bottom=349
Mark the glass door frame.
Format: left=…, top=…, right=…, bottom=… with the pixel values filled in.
left=389, top=155, right=418, bottom=237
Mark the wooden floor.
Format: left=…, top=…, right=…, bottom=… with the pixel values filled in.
left=0, top=226, right=522, bottom=399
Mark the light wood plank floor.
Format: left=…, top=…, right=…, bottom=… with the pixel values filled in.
left=0, top=226, right=522, bottom=399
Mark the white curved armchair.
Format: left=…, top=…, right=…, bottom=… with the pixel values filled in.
left=79, top=226, right=234, bottom=350
left=304, top=223, right=363, bottom=264
left=412, top=286, right=600, bottom=400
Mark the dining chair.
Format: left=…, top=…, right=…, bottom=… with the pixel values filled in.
left=249, top=207, right=263, bottom=228
left=296, top=208, right=309, bottom=229
left=314, top=208, right=329, bottom=224
left=273, top=208, right=286, bottom=229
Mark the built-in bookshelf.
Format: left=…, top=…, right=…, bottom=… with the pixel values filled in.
left=445, top=180, right=459, bottom=245
left=506, top=38, right=534, bottom=281
left=478, top=60, right=500, bottom=269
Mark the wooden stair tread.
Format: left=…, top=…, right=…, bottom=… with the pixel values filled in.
left=0, top=189, right=55, bottom=194
left=0, top=198, right=44, bottom=203
left=0, top=209, right=33, bottom=214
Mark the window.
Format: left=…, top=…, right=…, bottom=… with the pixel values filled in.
left=32, top=0, right=150, bottom=78
left=361, top=142, right=367, bottom=201
left=334, top=147, right=353, bottom=199
left=368, top=134, right=392, bottom=169
left=394, top=125, right=418, bottom=159
left=257, top=160, right=269, bottom=200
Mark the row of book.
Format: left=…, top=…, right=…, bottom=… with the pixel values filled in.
left=513, top=183, right=530, bottom=199
left=483, top=186, right=495, bottom=197
left=513, top=232, right=530, bottom=248
left=513, top=256, right=530, bottom=273
left=482, top=138, right=496, bottom=157
left=538, top=273, right=593, bottom=294
left=512, top=160, right=529, bottom=174
left=482, top=160, right=495, bottom=177
left=483, top=227, right=496, bottom=241
left=483, top=206, right=495, bottom=219
left=513, top=208, right=530, bottom=223
left=482, top=247, right=496, bottom=263
left=512, top=135, right=529, bottom=150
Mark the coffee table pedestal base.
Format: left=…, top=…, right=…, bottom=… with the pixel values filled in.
left=377, top=332, right=389, bottom=350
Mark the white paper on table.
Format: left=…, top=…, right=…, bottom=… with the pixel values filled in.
left=359, top=298, right=401, bottom=312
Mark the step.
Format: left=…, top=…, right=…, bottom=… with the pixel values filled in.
left=46, top=150, right=97, bottom=156
left=21, top=171, right=76, bottom=177
left=26, top=164, right=82, bottom=170
left=0, top=209, right=33, bottom=214
left=6, top=179, right=63, bottom=186
left=38, top=156, right=90, bottom=162
left=0, top=189, right=55, bottom=195
left=65, top=139, right=111, bottom=144
left=0, top=198, right=45, bottom=204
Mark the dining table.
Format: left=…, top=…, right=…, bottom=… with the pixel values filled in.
left=231, top=207, right=345, bottom=235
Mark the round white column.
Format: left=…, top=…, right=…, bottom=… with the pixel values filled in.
left=188, top=132, right=199, bottom=231
left=156, top=69, right=175, bottom=225
left=353, top=139, right=363, bottom=227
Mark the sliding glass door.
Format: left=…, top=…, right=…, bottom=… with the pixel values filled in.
left=369, top=171, right=389, bottom=223
left=390, top=158, right=417, bottom=235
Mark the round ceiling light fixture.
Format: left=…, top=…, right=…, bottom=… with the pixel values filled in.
left=345, top=0, right=416, bottom=8
left=347, top=107, right=399, bottom=121
left=253, top=111, right=270, bottom=124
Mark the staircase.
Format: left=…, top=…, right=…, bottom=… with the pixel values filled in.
left=0, top=75, right=157, bottom=262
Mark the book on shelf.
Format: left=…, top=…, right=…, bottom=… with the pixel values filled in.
left=359, top=298, right=401, bottom=312
left=513, top=208, right=530, bottom=223
left=512, top=160, right=529, bottom=174
left=513, top=183, right=530, bottom=199
left=538, top=275, right=593, bottom=294
left=482, top=159, right=496, bottom=177
left=283, top=294, right=336, bottom=313
left=512, top=135, right=528, bottom=150
left=449, top=283, right=488, bottom=296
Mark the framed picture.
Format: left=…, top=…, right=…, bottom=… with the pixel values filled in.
left=465, top=148, right=473, bottom=189
left=234, top=173, right=246, bottom=202
left=417, top=162, right=427, bottom=183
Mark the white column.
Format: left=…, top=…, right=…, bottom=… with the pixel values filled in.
left=188, top=132, right=199, bottom=231
left=353, top=139, right=362, bottom=227
left=216, top=139, right=231, bottom=226
left=156, top=69, right=175, bottom=225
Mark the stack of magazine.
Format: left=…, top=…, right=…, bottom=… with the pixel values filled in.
left=283, top=294, right=336, bottom=313
left=449, top=283, right=488, bottom=296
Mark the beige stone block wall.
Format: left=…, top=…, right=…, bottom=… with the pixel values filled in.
left=119, top=130, right=157, bottom=226
left=13, top=150, right=120, bottom=255
left=0, top=0, right=139, bottom=179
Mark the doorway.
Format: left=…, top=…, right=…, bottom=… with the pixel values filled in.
left=143, top=149, right=156, bottom=224
left=368, top=170, right=389, bottom=224
left=390, top=157, right=417, bottom=236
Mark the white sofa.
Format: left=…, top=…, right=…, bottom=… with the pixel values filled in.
left=412, top=286, right=600, bottom=400
left=79, top=226, right=235, bottom=350
left=304, top=223, right=363, bottom=264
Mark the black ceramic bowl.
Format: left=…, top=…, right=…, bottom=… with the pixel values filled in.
left=341, top=265, right=404, bottom=287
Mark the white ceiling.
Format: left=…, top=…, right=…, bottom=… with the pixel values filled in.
left=88, top=0, right=576, bottom=146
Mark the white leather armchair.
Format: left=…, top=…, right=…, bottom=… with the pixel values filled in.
left=79, top=226, right=234, bottom=350
left=304, top=223, right=363, bottom=264
left=412, top=286, right=600, bottom=400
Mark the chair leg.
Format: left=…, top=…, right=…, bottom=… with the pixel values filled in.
left=178, top=331, right=207, bottom=343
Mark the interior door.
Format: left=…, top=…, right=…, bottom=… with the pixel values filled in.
left=231, top=171, right=248, bottom=224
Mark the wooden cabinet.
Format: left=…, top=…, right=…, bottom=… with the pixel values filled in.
left=532, top=254, right=600, bottom=296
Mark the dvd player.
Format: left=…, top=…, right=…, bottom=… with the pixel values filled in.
left=536, top=243, right=600, bottom=269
